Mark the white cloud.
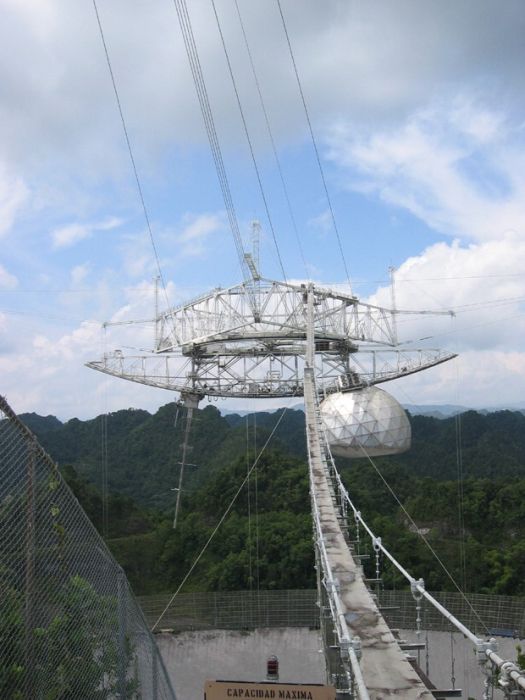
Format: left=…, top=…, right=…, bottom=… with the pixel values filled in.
left=70, top=263, right=90, bottom=286
left=3, top=2, right=525, bottom=419
left=448, top=97, right=505, bottom=144
left=51, top=223, right=89, bottom=249
left=368, top=233, right=525, bottom=351
left=328, top=97, right=525, bottom=242
left=0, top=163, right=28, bottom=236
left=388, top=349, right=525, bottom=410
left=177, top=212, right=224, bottom=257
left=307, top=210, right=331, bottom=237
left=0, top=264, right=18, bottom=289
left=0, top=285, right=178, bottom=419
left=51, top=216, right=122, bottom=249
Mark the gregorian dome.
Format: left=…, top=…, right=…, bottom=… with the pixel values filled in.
left=320, top=387, right=411, bottom=458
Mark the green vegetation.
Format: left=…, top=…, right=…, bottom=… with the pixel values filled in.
left=22, top=405, right=525, bottom=597
left=0, top=575, right=137, bottom=699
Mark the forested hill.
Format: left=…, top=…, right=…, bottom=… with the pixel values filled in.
left=20, top=404, right=307, bottom=508
left=21, top=404, right=525, bottom=506
left=17, top=403, right=525, bottom=596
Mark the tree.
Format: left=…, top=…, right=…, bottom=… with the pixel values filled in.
left=1, top=575, right=138, bottom=699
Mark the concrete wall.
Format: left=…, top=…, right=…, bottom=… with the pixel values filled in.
left=157, top=627, right=524, bottom=700
left=157, top=627, right=326, bottom=699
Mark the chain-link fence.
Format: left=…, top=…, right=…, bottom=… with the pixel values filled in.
left=140, top=589, right=319, bottom=631
left=0, top=395, right=176, bottom=700
left=377, top=589, right=525, bottom=638
left=139, top=588, right=525, bottom=639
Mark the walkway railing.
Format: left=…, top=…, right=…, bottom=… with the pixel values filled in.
left=138, top=589, right=525, bottom=637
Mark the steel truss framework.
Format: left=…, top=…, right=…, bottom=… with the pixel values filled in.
left=87, top=277, right=456, bottom=399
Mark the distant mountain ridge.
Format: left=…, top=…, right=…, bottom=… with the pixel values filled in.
left=17, top=402, right=525, bottom=504
left=403, top=403, right=525, bottom=418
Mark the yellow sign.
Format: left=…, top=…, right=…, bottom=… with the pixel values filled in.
left=204, top=680, right=336, bottom=700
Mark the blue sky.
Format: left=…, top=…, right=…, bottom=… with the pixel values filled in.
left=2, top=0, right=525, bottom=419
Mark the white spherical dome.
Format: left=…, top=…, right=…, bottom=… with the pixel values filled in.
left=320, top=387, right=411, bottom=458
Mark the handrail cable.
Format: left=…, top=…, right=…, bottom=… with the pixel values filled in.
left=352, top=445, right=489, bottom=635
left=314, top=404, right=525, bottom=692
left=311, top=487, right=370, bottom=698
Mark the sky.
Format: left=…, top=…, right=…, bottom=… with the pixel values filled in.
left=2, top=0, right=525, bottom=420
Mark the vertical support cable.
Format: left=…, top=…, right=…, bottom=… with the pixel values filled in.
left=173, top=405, right=194, bottom=529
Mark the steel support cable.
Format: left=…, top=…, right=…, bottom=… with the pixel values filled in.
left=150, top=396, right=295, bottom=632
left=175, top=0, right=238, bottom=245
left=324, top=451, right=525, bottom=693
left=92, top=1, right=178, bottom=343
left=276, top=0, right=352, bottom=292
left=210, top=0, right=287, bottom=282
left=233, top=0, right=310, bottom=279
left=175, top=0, right=248, bottom=284
left=245, top=416, right=253, bottom=590
left=396, top=308, right=525, bottom=346
left=454, top=322, right=468, bottom=595
left=319, top=422, right=494, bottom=642
left=171, top=0, right=251, bottom=286
left=391, top=295, right=525, bottom=326
left=350, top=445, right=490, bottom=635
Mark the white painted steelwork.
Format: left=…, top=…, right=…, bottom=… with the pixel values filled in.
left=87, top=277, right=455, bottom=399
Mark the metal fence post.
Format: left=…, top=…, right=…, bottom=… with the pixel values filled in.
left=152, top=635, right=158, bottom=700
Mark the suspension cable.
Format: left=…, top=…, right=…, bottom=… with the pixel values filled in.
left=233, top=0, right=308, bottom=279
left=246, top=415, right=253, bottom=590
left=151, top=397, right=294, bottom=631
left=253, top=412, right=260, bottom=593
left=276, top=0, right=352, bottom=291
left=454, top=318, right=468, bottom=594
left=101, top=325, right=109, bottom=539
left=170, top=0, right=253, bottom=287
left=355, top=445, right=489, bottom=634
left=92, top=1, right=177, bottom=339
left=210, top=0, right=287, bottom=282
